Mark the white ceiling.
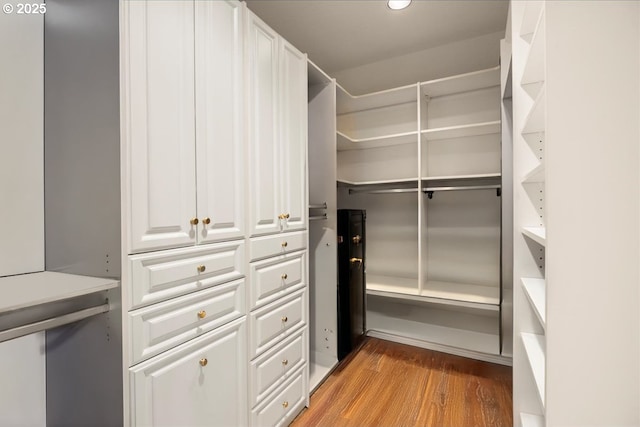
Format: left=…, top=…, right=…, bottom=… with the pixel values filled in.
left=245, top=0, right=509, bottom=75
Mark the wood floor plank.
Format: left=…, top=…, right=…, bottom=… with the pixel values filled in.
left=291, top=338, right=512, bottom=427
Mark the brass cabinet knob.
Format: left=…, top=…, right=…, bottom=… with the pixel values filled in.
left=199, top=358, right=208, bottom=367
left=282, top=359, right=288, bottom=366
left=282, top=401, right=289, bottom=409
left=284, top=213, right=290, bottom=219
left=202, top=217, right=211, bottom=225
left=281, top=273, right=288, bottom=280
left=197, top=310, right=206, bottom=319
left=352, top=235, right=362, bottom=244
left=278, top=214, right=285, bottom=220
left=281, top=241, right=288, bottom=248
left=190, top=218, right=199, bottom=225
left=350, top=258, right=363, bottom=268
left=281, top=316, right=288, bottom=322
left=197, top=265, right=206, bottom=273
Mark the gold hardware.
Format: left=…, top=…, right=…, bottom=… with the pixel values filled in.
left=197, top=310, right=206, bottom=319
left=197, top=265, right=206, bottom=273
left=284, top=213, right=290, bottom=219
left=190, top=218, right=199, bottom=225
left=281, top=241, right=288, bottom=248
left=278, top=214, right=286, bottom=220
left=282, top=401, right=289, bottom=409
left=199, top=358, right=208, bottom=367
left=350, top=258, right=363, bottom=268
left=282, top=359, right=288, bottom=366
left=352, top=235, right=362, bottom=244
left=281, top=316, right=288, bottom=322
left=202, top=217, right=211, bottom=225
left=281, top=273, right=288, bottom=280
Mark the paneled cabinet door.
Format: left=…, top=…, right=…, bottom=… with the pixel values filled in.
left=279, top=39, right=307, bottom=233
left=195, top=0, right=245, bottom=244
left=124, top=1, right=197, bottom=254
left=130, top=318, right=247, bottom=427
left=248, top=12, right=281, bottom=237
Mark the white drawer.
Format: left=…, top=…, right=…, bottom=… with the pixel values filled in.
left=250, top=329, right=306, bottom=407
left=129, top=318, right=247, bottom=427
left=128, top=279, right=245, bottom=366
left=251, top=367, right=306, bottom=427
left=127, top=240, right=245, bottom=310
left=249, top=231, right=306, bottom=262
left=250, top=251, right=305, bottom=310
left=250, top=289, right=306, bottom=358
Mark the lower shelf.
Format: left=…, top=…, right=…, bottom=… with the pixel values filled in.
left=309, top=360, right=336, bottom=392
left=521, top=332, right=546, bottom=407
left=366, top=274, right=499, bottom=310
left=520, top=412, right=544, bottom=427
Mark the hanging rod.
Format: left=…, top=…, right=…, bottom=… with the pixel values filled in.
left=348, top=188, right=418, bottom=195
left=424, top=185, right=502, bottom=199
left=309, top=214, right=328, bottom=221
left=309, top=202, right=327, bottom=209
left=0, top=303, right=110, bottom=344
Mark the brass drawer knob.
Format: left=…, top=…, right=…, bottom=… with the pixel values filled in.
left=278, top=213, right=285, bottom=220
left=281, top=241, right=288, bottom=248
left=281, top=316, right=288, bottom=323
left=202, top=217, right=211, bottom=225
left=282, top=401, right=289, bottom=409
left=197, top=265, right=206, bottom=273
left=284, top=213, right=290, bottom=219
left=281, top=273, right=288, bottom=280
left=199, top=358, right=208, bottom=367
left=190, top=218, right=199, bottom=225
left=197, top=310, right=206, bottom=319
left=282, top=359, right=288, bottom=366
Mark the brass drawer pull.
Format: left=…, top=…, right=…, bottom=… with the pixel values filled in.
left=202, top=217, right=211, bottom=225
left=281, top=273, right=288, bottom=280
left=284, top=213, right=290, bottom=219
left=197, top=265, right=206, bottom=273
left=281, top=316, right=288, bottom=323
left=197, top=310, right=206, bottom=319
left=281, top=241, right=288, bottom=248
left=278, top=213, right=286, bottom=220
left=199, top=358, right=208, bottom=367
left=282, top=359, right=288, bottom=366
left=190, top=218, right=199, bottom=225
left=282, top=401, right=289, bottom=409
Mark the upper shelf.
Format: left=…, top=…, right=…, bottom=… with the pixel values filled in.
left=521, top=11, right=546, bottom=87
left=337, top=177, right=418, bottom=187
left=522, top=87, right=545, bottom=135
left=522, top=226, right=546, bottom=247
left=421, top=120, right=501, bottom=141
left=520, top=1, right=544, bottom=43
left=336, top=83, right=417, bottom=115
left=337, top=130, right=418, bottom=151
left=522, top=332, right=546, bottom=407
left=522, top=163, right=545, bottom=184
left=521, top=277, right=546, bottom=329
left=420, top=66, right=500, bottom=98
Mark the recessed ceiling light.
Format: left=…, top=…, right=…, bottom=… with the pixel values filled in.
left=388, top=0, right=412, bottom=10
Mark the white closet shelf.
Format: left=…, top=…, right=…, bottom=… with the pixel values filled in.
left=520, top=1, right=544, bottom=43
left=421, top=121, right=501, bottom=141
left=502, top=57, right=513, bottom=100
left=336, top=130, right=418, bottom=151
left=522, top=87, right=545, bottom=135
left=522, top=163, right=545, bottom=183
left=521, top=278, right=546, bottom=329
left=423, top=173, right=502, bottom=182
left=522, top=226, right=546, bottom=246
left=520, top=412, right=545, bottom=427
left=420, top=66, right=500, bottom=98
left=336, top=82, right=417, bottom=115
left=521, top=10, right=546, bottom=87
left=0, top=271, right=119, bottom=314
left=366, top=274, right=419, bottom=294
left=521, top=332, right=546, bottom=407
left=337, top=177, right=418, bottom=187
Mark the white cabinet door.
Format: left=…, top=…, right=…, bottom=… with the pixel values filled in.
left=124, top=1, right=197, bottom=254
left=130, top=318, right=247, bottom=427
left=195, top=0, right=245, bottom=244
left=279, top=39, right=307, bottom=233
left=248, top=12, right=281, bottom=237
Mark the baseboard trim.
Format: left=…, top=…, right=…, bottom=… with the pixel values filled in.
left=367, top=330, right=513, bottom=366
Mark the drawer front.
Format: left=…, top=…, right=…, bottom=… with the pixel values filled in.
left=250, top=289, right=306, bottom=358
left=250, top=330, right=306, bottom=407
left=251, top=367, right=306, bottom=427
left=249, top=231, right=306, bottom=262
left=130, top=318, right=247, bottom=427
left=129, top=279, right=245, bottom=366
left=250, top=251, right=305, bottom=310
left=127, top=240, right=245, bottom=310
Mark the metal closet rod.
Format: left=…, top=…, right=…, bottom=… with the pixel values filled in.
left=308, top=202, right=327, bottom=209
left=348, top=188, right=418, bottom=195
left=309, top=214, right=328, bottom=221
left=424, top=185, right=502, bottom=199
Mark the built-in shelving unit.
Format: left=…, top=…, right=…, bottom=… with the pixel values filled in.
left=521, top=278, right=545, bottom=329
left=521, top=226, right=546, bottom=246
left=521, top=332, right=545, bottom=407
left=337, top=65, right=507, bottom=361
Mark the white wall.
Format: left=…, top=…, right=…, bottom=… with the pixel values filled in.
left=0, top=8, right=46, bottom=426
left=333, top=31, right=503, bottom=95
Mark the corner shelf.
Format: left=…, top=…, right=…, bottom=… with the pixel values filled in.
left=420, top=66, right=500, bottom=98
left=336, top=82, right=417, bottom=115
left=521, top=11, right=546, bottom=87
left=421, top=120, right=501, bottom=141
left=521, top=332, right=546, bottom=407
left=337, top=177, right=418, bottom=187
left=522, top=226, right=546, bottom=247
left=521, top=278, right=546, bottom=329
left=336, top=130, right=418, bottom=151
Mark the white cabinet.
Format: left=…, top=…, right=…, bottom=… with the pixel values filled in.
left=247, top=11, right=308, bottom=237
left=130, top=318, right=247, bottom=427
left=124, top=0, right=245, bottom=254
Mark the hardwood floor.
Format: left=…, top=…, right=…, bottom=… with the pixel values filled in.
left=291, top=338, right=512, bottom=427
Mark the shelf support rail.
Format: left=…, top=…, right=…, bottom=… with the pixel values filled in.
left=0, top=302, right=110, bottom=344
left=424, top=185, right=502, bottom=199
left=348, top=188, right=418, bottom=195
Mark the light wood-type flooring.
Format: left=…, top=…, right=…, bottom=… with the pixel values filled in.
left=291, top=338, right=512, bottom=427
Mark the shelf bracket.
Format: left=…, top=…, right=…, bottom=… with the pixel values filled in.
left=426, top=191, right=434, bottom=199
left=497, top=188, right=502, bottom=197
